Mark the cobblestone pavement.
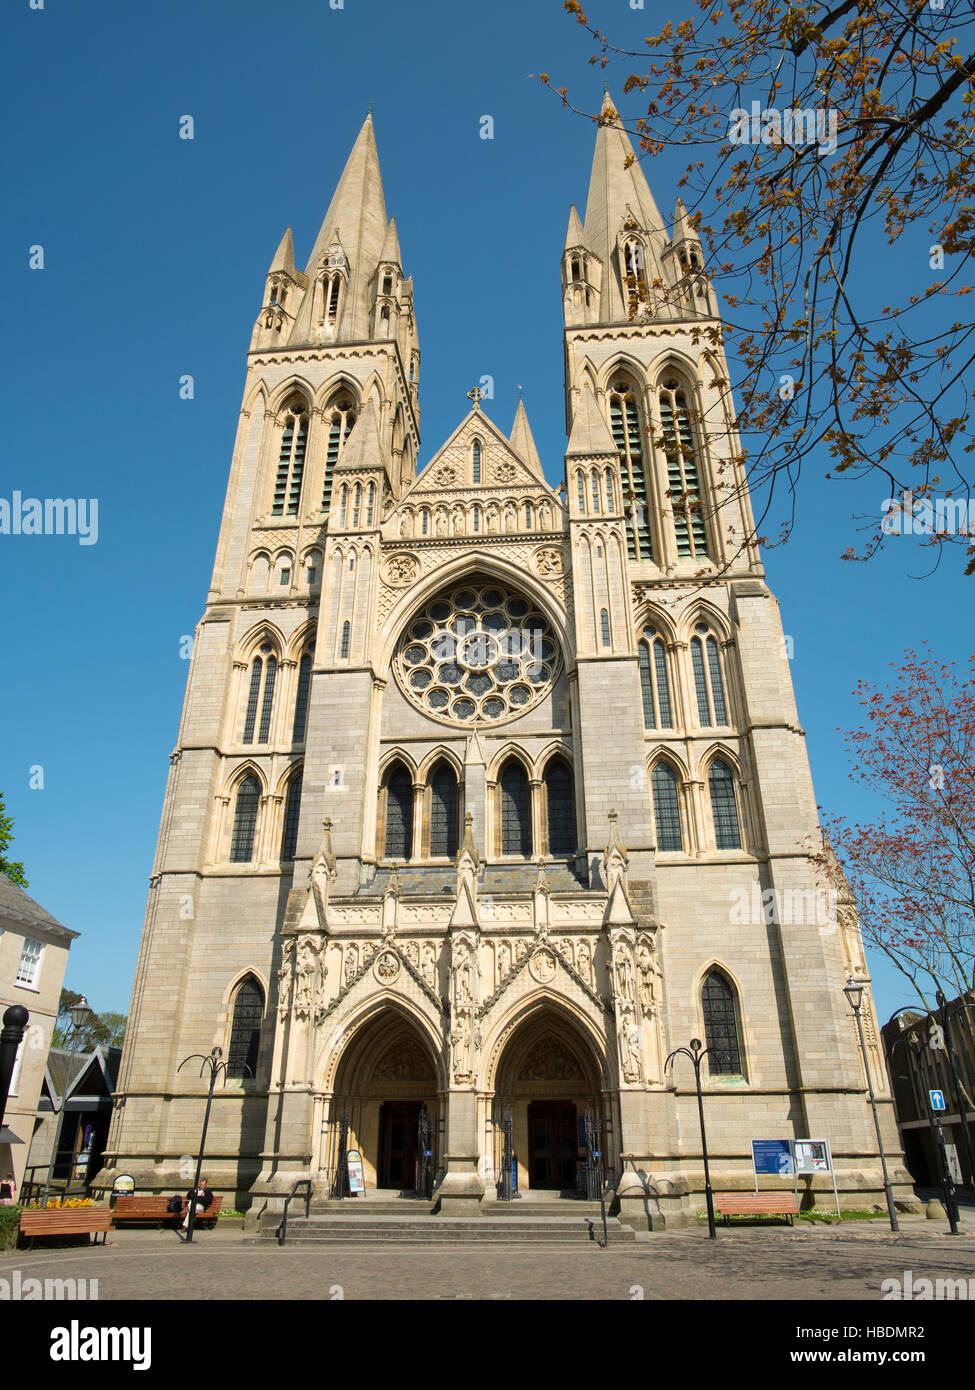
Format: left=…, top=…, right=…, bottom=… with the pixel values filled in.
left=3, top=1219, right=974, bottom=1301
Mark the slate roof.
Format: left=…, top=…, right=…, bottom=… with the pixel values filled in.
left=358, top=861, right=590, bottom=899
left=0, top=873, right=77, bottom=942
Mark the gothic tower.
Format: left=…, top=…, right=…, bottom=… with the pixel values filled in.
left=99, top=105, right=910, bottom=1227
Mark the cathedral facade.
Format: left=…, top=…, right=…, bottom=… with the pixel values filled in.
left=99, top=100, right=910, bottom=1225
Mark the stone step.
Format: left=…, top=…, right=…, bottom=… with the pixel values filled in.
left=250, top=1215, right=635, bottom=1245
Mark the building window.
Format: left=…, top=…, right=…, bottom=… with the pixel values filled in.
left=638, top=629, right=673, bottom=729
left=292, top=653, right=312, bottom=742
left=609, top=382, right=652, bottom=560
left=340, top=621, right=351, bottom=660
left=281, top=774, right=303, bottom=861
left=702, top=970, right=743, bottom=1075
left=16, top=937, right=43, bottom=988
left=525, top=501, right=533, bottom=529
left=691, top=624, right=728, bottom=726
left=366, top=482, right=375, bottom=526
left=604, top=468, right=615, bottom=511
left=321, top=398, right=357, bottom=511
left=659, top=381, right=709, bottom=558
left=243, top=646, right=277, bottom=745
left=227, top=977, right=264, bottom=1079
left=577, top=471, right=586, bottom=514
left=280, top=568, right=290, bottom=586
left=544, top=759, right=575, bottom=855
left=591, top=471, right=601, bottom=514
left=500, top=761, right=531, bottom=856
left=709, top=759, right=742, bottom=850
left=472, top=440, right=481, bottom=484
left=651, top=763, right=683, bottom=852
left=600, top=608, right=611, bottom=647
left=472, top=505, right=481, bottom=533
left=230, top=777, right=261, bottom=863
left=271, top=402, right=309, bottom=517
left=384, top=764, right=414, bottom=859
left=429, top=763, right=459, bottom=858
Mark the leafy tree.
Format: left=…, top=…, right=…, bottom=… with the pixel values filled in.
left=53, top=989, right=127, bottom=1051
left=0, top=792, right=28, bottom=888
left=549, top=0, right=975, bottom=571
left=814, top=646, right=975, bottom=1009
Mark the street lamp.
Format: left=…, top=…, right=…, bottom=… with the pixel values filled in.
left=0, top=1004, right=30, bottom=1133
left=665, top=1037, right=717, bottom=1239
left=844, top=977, right=899, bottom=1232
left=41, top=994, right=93, bottom=1208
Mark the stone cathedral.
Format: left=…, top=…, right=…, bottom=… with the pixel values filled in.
left=99, top=97, right=910, bottom=1226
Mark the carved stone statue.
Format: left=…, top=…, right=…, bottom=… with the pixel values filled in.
left=421, top=941, right=437, bottom=988
left=614, top=946, right=635, bottom=1004
left=343, top=944, right=358, bottom=988
left=576, top=938, right=593, bottom=986
left=277, top=938, right=296, bottom=1021
left=451, top=1007, right=473, bottom=1081
left=636, top=936, right=658, bottom=1014
left=497, top=940, right=511, bottom=981
left=618, top=1002, right=642, bottom=1083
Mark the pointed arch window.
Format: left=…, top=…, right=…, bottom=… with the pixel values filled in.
left=472, top=505, right=481, bottom=533
left=591, top=470, right=601, bottom=514
left=639, top=629, right=673, bottom=729
left=429, top=763, right=459, bottom=858
left=366, top=482, right=376, bottom=526
left=292, top=652, right=312, bottom=742
left=472, top=440, right=482, bottom=484
left=384, top=764, right=414, bottom=860
left=230, top=776, right=261, bottom=862
left=272, top=401, right=309, bottom=517
left=340, top=621, right=351, bottom=660
left=327, top=275, right=341, bottom=322
left=651, top=763, right=683, bottom=852
left=577, top=471, right=587, bottom=514
left=659, top=381, right=709, bottom=558
left=281, top=773, right=303, bottom=861
left=321, top=398, right=357, bottom=512
left=604, top=468, right=616, bottom=512
left=609, top=381, right=652, bottom=560
left=600, top=608, right=611, bottom=647
left=500, top=760, right=531, bottom=856
left=709, top=759, right=742, bottom=850
left=702, top=970, right=743, bottom=1075
left=691, top=623, right=728, bottom=726
left=338, top=485, right=348, bottom=529
left=525, top=501, right=533, bottom=529
left=352, top=484, right=361, bottom=528
left=623, top=238, right=648, bottom=311
left=227, top=976, right=264, bottom=1079
left=544, top=759, right=575, bottom=856
left=243, top=645, right=277, bottom=745
left=421, top=509, right=429, bottom=536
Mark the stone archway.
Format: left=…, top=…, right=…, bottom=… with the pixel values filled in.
left=489, top=1008, right=609, bottom=1197
left=325, top=1011, right=442, bottom=1195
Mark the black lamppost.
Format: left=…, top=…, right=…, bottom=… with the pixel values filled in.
left=934, top=990, right=975, bottom=1192
left=0, top=1004, right=29, bottom=1133
left=42, top=994, right=93, bottom=1208
left=665, top=1037, right=717, bottom=1239
left=177, top=1046, right=240, bottom=1243
left=844, top=977, right=899, bottom=1232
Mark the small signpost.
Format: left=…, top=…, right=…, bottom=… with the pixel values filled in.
left=346, top=1149, right=365, bottom=1196
left=929, top=1089, right=946, bottom=1111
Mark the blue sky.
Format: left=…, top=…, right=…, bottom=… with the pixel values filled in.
left=1, top=0, right=967, bottom=1029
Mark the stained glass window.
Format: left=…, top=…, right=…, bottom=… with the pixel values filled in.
left=703, top=971, right=742, bottom=1074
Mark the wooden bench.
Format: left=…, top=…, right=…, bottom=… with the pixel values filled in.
left=714, top=1193, right=799, bottom=1226
left=20, top=1207, right=112, bottom=1249
left=112, top=1195, right=223, bottom=1229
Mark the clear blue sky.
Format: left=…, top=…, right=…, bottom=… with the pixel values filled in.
left=1, top=0, right=966, bottom=1030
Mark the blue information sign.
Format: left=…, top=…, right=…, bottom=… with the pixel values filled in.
left=929, top=1089, right=946, bottom=1111
left=752, top=1140, right=794, bottom=1175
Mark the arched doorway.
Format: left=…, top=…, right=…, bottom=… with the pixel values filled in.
left=325, top=1011, right=442, bottom=1195
left=490, top=1008, right=608, bottom=1198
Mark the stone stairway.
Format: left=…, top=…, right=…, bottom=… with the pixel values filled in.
left=250, top=1198, right=637, bottom=1245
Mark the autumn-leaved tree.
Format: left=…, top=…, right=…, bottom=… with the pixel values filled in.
left=0, top=791, right=28, bottom=888
left=814, top=646, right=975, bottom=1010
left=549, top=0, right=975, bottom=571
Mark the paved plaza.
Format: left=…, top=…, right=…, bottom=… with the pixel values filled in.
left=3, top=1216, right=974, bottom=1301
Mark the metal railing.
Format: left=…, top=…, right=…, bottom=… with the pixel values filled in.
left=276, top=1178, right=312, bottom=1246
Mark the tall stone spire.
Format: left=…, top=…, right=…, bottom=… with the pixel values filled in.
left=583, top=90, right=669, bottom=322
left=509, top=398, right=544, bottom=478
left=291, top=113, right=391, bottom=344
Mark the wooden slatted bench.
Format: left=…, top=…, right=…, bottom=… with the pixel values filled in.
left=714, top=1193, right=799, bottom=1226
left=112, top=1195, right=223, bottom=1229
left=20, top=1208, right=112, bottom=1250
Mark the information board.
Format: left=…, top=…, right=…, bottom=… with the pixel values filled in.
left=752, top=1140, right=794, bottom=1175
left=794, top=1141, right=831, bottom=1174
left=346, top=1149, right=365, bottom=1195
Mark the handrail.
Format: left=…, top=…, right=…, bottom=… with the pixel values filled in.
left=276, top=1178, right=312, bottom=1246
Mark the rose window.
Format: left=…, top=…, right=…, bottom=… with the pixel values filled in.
left=393, top=579, right=561, bottom=726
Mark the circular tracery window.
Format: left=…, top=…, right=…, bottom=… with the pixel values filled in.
left=393, top=580, right=562, bottom=726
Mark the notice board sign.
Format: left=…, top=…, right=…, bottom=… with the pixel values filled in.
left=794, top=1140, right=831, bottom=1174
left=346, top=1149, right=365, bottom=1195
left=752, top=1140, right=794, bottom=1175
